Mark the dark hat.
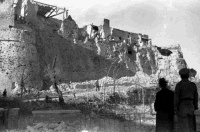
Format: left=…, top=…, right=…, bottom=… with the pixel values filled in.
left=179, top=68, right=189, bottom=76
left=159, top=78, right=168, bottom=83
left=189, top=68, right=197, bottom=77
left=158, top=78, right=168, bottom=87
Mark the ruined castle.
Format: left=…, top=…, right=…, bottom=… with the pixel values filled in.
left=0, top=0, right=191, bottom=94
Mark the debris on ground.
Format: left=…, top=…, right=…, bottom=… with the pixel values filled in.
left=5, top=122, right=68, bottom=132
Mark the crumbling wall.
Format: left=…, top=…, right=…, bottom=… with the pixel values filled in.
left=0, top=28, right=40, bottom=94
left=33, top=15, right=135, bottom=90
left=0, top=0, right=15, bottom=28
left=0, top=0, right=40, bottom=94
left=58, top=15, right=78, bottom=40
left=0, top=0, right=190, bottom=94
left=76, top=20, right=157, bottom=76
left=154, top=44, right=188, bottom=84
left=20, top=0, right=38, bottom=23
left=100, top=19, right=110, bottom=39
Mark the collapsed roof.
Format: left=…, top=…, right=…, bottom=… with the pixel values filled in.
left=33, top=0, right=66, bottom=18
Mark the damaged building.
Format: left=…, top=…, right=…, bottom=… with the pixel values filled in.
left=0, top=0, right=193, bottom=95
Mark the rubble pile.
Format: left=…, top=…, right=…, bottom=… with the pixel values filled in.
left=26, top=122, right=67, bottom=132
left=6, top=122, right=79, bottom=132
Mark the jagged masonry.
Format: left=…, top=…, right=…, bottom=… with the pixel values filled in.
left=0, top=0, right=193, bottom=95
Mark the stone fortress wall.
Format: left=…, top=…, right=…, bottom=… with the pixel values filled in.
left=0, top=0, right=191, bottom=95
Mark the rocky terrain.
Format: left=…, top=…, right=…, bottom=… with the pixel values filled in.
left=0, top=0, right=196, bottom=95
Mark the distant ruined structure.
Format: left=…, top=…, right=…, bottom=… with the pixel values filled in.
left=0, top=0, right=195, bottom=95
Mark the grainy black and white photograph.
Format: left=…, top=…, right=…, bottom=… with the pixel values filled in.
left=0, top=0, right=200, bottom=131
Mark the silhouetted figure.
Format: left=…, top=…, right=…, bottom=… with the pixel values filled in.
left=2, top=89, right=7, bottom=98
left=45, top=95, right=49, bottom=103
left=95, top=80, right=100, bottom=91
left=174, top=68, right=198, bottom=132
left=189, top=68, right=197, bottom=78
left=73, top=92, right=76, bottom=99
left=154, top=78, right=174, bottom=132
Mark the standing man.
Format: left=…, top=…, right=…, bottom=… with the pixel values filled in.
left=2, top=89, right=7, bottom=98
left=95, top=80, right=100, bottom=91
left=154, top=78, right=174, bottom=132
left=174, top=68, right=198, bottom=132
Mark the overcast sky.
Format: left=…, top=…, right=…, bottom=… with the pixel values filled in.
left=37, top=0, right=200, bottom=75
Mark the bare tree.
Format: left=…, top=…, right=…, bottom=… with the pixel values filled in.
left=8, top=64, right=28, bottom=97
left=19, top=66, right=26, bottom=98
left=45, top=56, right=64, bottom=105
left=112, top=63, right=122, bottom=93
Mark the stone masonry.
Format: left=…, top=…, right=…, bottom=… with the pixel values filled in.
left=0, top=0, right=191, bottom=95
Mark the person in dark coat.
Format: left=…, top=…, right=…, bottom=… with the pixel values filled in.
left=174, top=68, right=198, bottom=132
left=2, top=89, right=7, bottom=98
left=95, top=80, right=100, bottom=91
left=154, top=78, right=174, bottom=132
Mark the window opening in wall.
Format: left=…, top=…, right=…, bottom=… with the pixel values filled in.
left=91, top=25, right=98, bottom=32
left=127, top=46, right=132, bottom=55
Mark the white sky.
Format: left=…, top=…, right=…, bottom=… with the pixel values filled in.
left=37, top=0, right=200, bottom=75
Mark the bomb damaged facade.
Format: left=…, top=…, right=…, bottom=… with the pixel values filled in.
left=0, top=0, right=196, bottom=95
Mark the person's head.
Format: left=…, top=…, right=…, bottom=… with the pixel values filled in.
left=179, top=68, right=189, bottom=79
left=158, top=78, right=168, bottom=88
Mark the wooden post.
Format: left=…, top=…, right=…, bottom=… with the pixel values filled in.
left=103, top=80, right=106, bottom=104
left=87, top=80, right=89, bottom=103
left=113, top=77, right=116, bottom=93
left=52, top=56, right=64, bottom=104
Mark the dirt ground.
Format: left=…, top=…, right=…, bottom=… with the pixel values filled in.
left=0, top=82, right=159, bottom=132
